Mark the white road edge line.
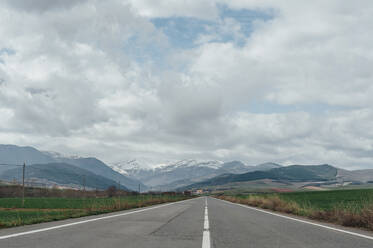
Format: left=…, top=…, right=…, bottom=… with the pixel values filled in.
left=215, top=197, right=373, bottom=241
left=202, top=197, right=211, bottom=248
left=0, top=198, right=199, bottom=240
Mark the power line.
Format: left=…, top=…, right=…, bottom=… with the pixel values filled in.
left=0, top=163, right=24, bottom=166
left=22, top=162, right=25, bottom=207
left=0, top=162, right=26, bottom=207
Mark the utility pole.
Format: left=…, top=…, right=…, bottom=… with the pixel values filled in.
left=22, top=162, right=25, bottom=207
left=95, top=178, right=97, bottom=197
left=82, top=175, right=86, bottom=196
left=118, top=181, right=121, bottom=209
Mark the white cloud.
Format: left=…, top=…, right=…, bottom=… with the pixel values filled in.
left=0, top=1, right=373, bottom=169
left=127, top=0, right=219, bottom=20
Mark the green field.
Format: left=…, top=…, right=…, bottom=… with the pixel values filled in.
left=279, top=189, right=373, bottom=211
left=0, top=195, right=190, bottom=228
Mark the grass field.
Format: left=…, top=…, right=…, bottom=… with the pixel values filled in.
left=0, top=195, right=190, bottom=228
left=217, top=189, right=373, bottom=231
left=280, top=189, right=373, bottom=210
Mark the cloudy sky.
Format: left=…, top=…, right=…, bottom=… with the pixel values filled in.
left=0, top=0, right=373, bottom=169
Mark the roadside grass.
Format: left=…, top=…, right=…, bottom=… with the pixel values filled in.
left=0, top=195, right=190, bottom=228
left=217, top=189, right=373, bottom=231
left=280, top=189, right=373, bottom=210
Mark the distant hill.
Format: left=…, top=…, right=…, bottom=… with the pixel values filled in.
left=337, top=169, right=373, bottom=183
left=0, top=144, right=145, bottom=191
left=0, top=163, right=126, bottom=190
left=57, top=157, right=146, bottom=191
left=254, top=162, right=282, bottom=171
left=181, top=164, right=338, bottom=190
left=0, top=145, right=54, bottom=165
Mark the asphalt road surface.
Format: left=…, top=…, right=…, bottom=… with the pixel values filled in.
left=1, top=197, right=373, bottom=248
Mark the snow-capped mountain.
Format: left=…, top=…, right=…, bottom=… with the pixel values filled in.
left=155, top=159, right=224, bottom=171
left=107, top=158, right=283, bottom=191
left=42, top=151, right=82, bottom=160
left=110, top=158, right=158, bottom=176
left=108, top=159, right=257, bottom=190
left=137, top=159, right=229, bottom=189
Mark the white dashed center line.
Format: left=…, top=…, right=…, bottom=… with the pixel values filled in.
left=202, top=197, right=211, bottom=248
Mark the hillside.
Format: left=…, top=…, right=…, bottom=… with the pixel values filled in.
left=0, top=144, right=145, bottom=191
left=0, top=145, right=54, bottom=165
left=0, top=163, right=126, bottom=190
left=58, top=157, right=146, bottom=191
left=337, top=169, right=373, bottom=183
left=181, top=164, right=338, bottom=190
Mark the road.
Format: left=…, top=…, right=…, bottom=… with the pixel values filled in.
left=1, top=197, right=373, bottom=247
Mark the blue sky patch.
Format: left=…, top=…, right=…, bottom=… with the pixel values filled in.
left=0, top=48, right=16, bottom=56
left=150, top=5, right=273, bottom=49
left=218, top=4, right=273, bottom=36
left=151, top=17, right=214, bottom=49
left=123, top=35, right=168, bottom=65
left=124, top=6, right=273, bottom=66
left=0, top=48, right=16, bottom=64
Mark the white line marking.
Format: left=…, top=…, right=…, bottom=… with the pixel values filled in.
left=204, top=220, right=209, bottom=230
left=202, top=231, right=211, bottom=248
left=202, top=197, right=211, bottom=248
left=215, top=197, right=373, bottom=241
left=0, top=198, right=198, bottom=241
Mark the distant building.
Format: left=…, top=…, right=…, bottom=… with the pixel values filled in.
left=183, top=190, right=192, bottom=196
left=195, top=189, right=203, bottom=195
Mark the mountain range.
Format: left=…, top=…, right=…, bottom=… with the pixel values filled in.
left=0, top=145, right=146, bottom=191
left=179, top=164, right=373, bottom=191
left=1, top=144, right=373, bottom=192
left=111, top=159, right=282, bottom=190
left=1, top=163, right=124, bottom=190
left=180, top=164, right=337, bottom=190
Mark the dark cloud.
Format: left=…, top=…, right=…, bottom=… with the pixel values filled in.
left=4, top=0, right=88, bottom=13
